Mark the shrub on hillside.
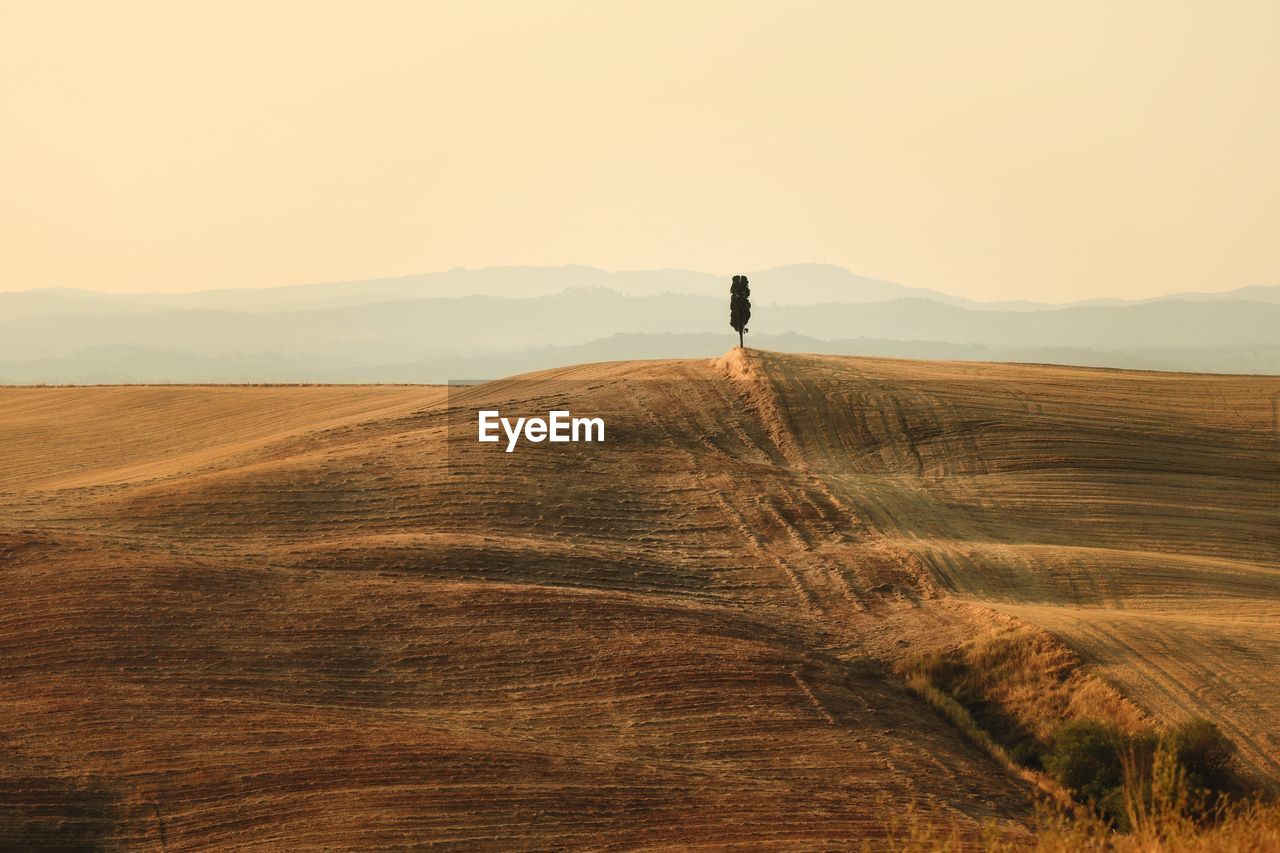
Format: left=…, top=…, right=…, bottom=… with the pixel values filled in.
left=1044, top=716, right=1241, bottom=831
left=1043, top=718, right=1127, bottom=807
left=1168, top=717, right=1237, bottom=794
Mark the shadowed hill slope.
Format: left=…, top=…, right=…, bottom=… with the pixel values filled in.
left=1, top=351, right=1277, bottom=847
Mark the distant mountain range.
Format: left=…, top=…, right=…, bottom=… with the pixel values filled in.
left=2, top=265, right=1278, bottom=382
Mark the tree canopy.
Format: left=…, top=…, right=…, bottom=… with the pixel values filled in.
left=730, top=275, right=751, bottom=348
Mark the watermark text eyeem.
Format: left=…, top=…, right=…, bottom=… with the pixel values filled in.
left=477, top=410, right=605, bottom=452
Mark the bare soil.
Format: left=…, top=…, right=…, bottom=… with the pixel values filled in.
left=1, top=350, right=1276, bottom=848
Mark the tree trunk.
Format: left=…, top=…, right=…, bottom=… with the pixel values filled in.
left=738, top=329, right=744, bottom=349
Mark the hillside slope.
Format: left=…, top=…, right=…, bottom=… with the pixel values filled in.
left=743, top=352, right=1280, bottom=782
left=1, top=352, right=1277, bottom=847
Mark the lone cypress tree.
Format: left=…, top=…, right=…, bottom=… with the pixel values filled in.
left=729, top=275, right=751, bottom=348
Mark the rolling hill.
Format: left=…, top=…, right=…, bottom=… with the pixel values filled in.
left=1, top=350, right=1277, bottom=847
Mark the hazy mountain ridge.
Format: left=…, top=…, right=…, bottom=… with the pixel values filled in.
left=19, top=264, right=1278, bottom=310
left=16, top=265, right=968, bottom=311
left=3, top=266, right=1278, bottom=382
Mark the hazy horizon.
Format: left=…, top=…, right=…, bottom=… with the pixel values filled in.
left=9, top=261, right=1276, bottom=305
left=4, top=2, right=1278, bottom=302
left=6, top=264, right=1280, bottom=383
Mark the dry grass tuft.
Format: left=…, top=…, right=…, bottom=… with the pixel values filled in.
left=901, top=620, right=1149, bottom=773
left=888, top=786, right=1280, bottom=852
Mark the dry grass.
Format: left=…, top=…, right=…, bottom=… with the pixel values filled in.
left=0, top=350, right=1276, bottom=847
left=885, top=766, right=1280, bottom=852
left=900, top=620, right=1150, bottom=774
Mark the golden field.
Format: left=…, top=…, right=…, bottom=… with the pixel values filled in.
left=1, top=350, right=1277, bottom=849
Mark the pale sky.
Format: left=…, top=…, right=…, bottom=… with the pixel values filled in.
left=2, top=1, right=1277, bottom=301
